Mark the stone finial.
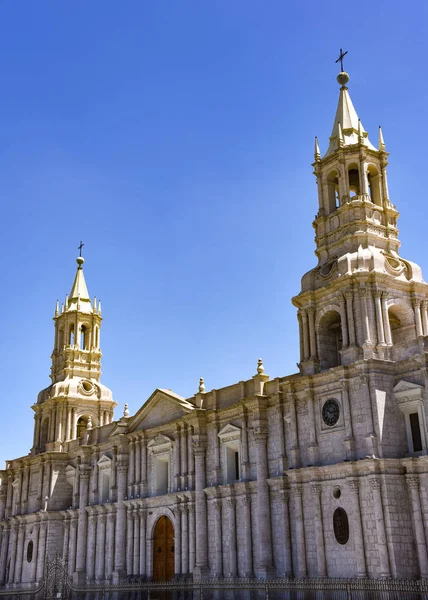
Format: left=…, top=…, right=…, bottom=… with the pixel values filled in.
left=87, top=415, right=93, bottom=430
left=55, top=300, right=59, bottom=317
left=314, top=137, right=321, bottom=162
left=257, top=358, right=264, bottom=375
left=98, top=300, right=102, bottom=316
left=123, top=403, right=129, bottom=418
left=378, top=126, right=386, bottom=152
left=199, top=378, right=205, bottom=393
left=65, top=294, right=69, bottom=310
left=93, top=296, right=97, bottom=310
left=336, top=71, right=349, bottom=87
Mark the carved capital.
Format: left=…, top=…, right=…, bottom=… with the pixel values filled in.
left=369, top=478, right=381, bottom=491
left=347, top=479, right=360, bottom=494
left=406, top=475, right=420, bottom=490
left=345, top=291, right=354, bottom=301
left=290, top=485, right=303, bottom=498
left=311, top=484, right=322, bottom=496
left=373, top=290, right=382, bottom=299
left=340, top=379, right=349, bottom=391
left=413, top=299, right=422, bottom=308
left=253, top=428, right=268, bottom=443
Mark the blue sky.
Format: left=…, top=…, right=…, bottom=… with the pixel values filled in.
left=1, top=0, right=427, bottom=463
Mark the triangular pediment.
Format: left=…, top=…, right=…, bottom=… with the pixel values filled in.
left=97, top=454, right=112, bottom=466
left=218, top=424, right=241, bottom=441
left=147, top=434, right=172, bottom=448
left=129, top=388, right=195, bottom=432
left=393, top=380, right=423, bottom=393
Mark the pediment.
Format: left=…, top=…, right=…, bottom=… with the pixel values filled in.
left=393, top=380, right=423, bottom=393
left=218, top=424, right=241, bottom=442
left=97, top=455, right=112, bottom=467
left=129, top=389, right=195, bottom=432
left=148, top=434, right=172, bottom=448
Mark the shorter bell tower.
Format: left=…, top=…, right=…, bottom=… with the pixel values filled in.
left=31, top=253, right=116, bottom=454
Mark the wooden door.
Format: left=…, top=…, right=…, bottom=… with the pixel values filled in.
left=153, top=515, right=175, bottom=581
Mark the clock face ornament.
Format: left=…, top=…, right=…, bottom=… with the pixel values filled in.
left=322, top=399, right=340, bottom=427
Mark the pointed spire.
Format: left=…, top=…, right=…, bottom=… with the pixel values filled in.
left=93, top=296, right=97, bottom=311
left=324, top=70, right=376, bottom=157
left=97, top=300, right=102, bottom=316
left=314, top=137, right=321, bottom=162
left=337, top=122, right=344, bottom=147
left=55, top=300, right=59, bottom=317
left=378, top=126, right=386, bottom=151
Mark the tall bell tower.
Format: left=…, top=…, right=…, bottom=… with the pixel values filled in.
left=293, top=63, right=428, bottom=375
left=31, top=253, right=116, bottom=453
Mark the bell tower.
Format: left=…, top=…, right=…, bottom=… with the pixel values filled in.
left=293, top=63, right=428, bottom=375
left=31, top=253, right=116, bottom=454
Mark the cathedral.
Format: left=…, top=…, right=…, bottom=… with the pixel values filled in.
left=1, top=64, right=428, bottom=591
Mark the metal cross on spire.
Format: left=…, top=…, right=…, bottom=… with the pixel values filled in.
left=335, top=48, right=348, bottom=72
left=78, top=241, right=84, bottom=257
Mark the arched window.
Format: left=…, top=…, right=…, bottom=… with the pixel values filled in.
left=333, top=508, right=349, bottom=545
left=348, top=164, right=360, bottom=197
left=388, top=305, right=416, bottom=345
left=76, top=416, right=89, bottom=439
left=80, top=325, right=87, bottom=350
left=40, top=418, right=49, bottom=452
left=327, top=170, right=340, bottom=213
left=367, top=165, right=381, bottom=206
left=318, top=310, right=343, bottom=370
left=26, top=541, right=34, bottom=563
left=68, top=324, right=75, bottom=346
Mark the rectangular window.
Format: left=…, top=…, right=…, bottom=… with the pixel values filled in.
left=155, top=456, right=169, bottom=495
left=410, top=412, right=423, bottom=452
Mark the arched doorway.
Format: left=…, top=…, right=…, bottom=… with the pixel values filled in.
left=153, top=515, right=174, bottom=581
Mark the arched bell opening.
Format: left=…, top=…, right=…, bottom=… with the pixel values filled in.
left=348, top=163, right=360, bottom=198
left=153, top=515, right=175, bottom=581
left=68, top=324, right=75, bottom=346
left=80, top=325, right=89, bottom=350
left=76, top=415, right=91, bottom=439
left=388, top=304, right=415, bottom=345
left=327, top=170, right=340, bottom=213
left=318, top=310, right=343, bottom=370
left=367, top=165, right=382, bottom=206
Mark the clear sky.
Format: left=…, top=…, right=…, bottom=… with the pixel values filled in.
left=1, top=0, right=427, bottom=464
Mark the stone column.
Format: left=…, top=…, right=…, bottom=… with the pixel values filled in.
left=369, top=478, right=390, bottom=577
left=181, top=425, right=188, bottom=489
left=307, top=307, right=317, bottom=358
left=290, top=485, right=307, bottom=577
left=181, top=503, right=189, bottom=575
left=189, top=503, right=196, bottom=573
left=241, top=411, right=250, bottom=480
left=285, top=394, right=300, bottom=469
left=74, top=466, right=90, bottom=583
left=347, top=479, right=366, bottom=577
left=422, top=302, right=428, bottom=336
left=298, top=313, right=304, bottom=362
left=187, top=428, right=194, bottom=490
left=14, top=523, right=25, bottom=583
left=68, top=519, right=77, bottom=576
left=174, top=427, right=181, bottom=491
left=133, top=509, right=140, bottom=576
left=212, top=419, right=222, bottom=486
left=227, top=498, right=237, bottom=577
left=139, top=508, right=146, bottom=576
left=86, top=514, right=97, bottom=581
left=174, top=504, right=182, bottom=576
left=113, top=461, right=128, bottom=582
left=36, top=522, right=47, bottom=582
left=306, top=391, right=319, bottom=466
left=406, top=475, right=428, bottom=578
left=359, top=289, right=371, bottom=344
left=96, top=513, right=106, bottom=581
left=134, top=438, right=141, bottom=495
left=193, top=436, right=209, bottom=577
left=213, top=498, right=223, bottom=576
left=339, top=295, right=349, bottom=348
left=279, top=491, right=292, bottom=577
left=141, top=436, right=148, bottom=496
left=128, top=440, right=135, bottom=497
left=381, top=293, right=392, bottom=345
left=374, top=291, right=386, bottom=344
left=31, top=523, right=40, bottom=582
left=361, top=376, right=378, bottom=457
left=301, top=310, right=310, bottom=360
left=242, top=494, right=253, bottom=576
left=254, top=429, right=273, bottom=576
left=340, top=380, right=355, bottom=460
left=311, top=484, right=327, bottom=577
left=276, top=402, right=286, bottom=473
left=106, top=513, right=115, bottom=579
left=62, top=517, right=70, bottom=561
left=414, top=300, right=424, bottom=337
left=0, top=524, right=10, bottom=585
left=8, top=523, right=18, bottom=583
left=126, top=507, right=133, bottom=574
left=345, top=291, right=356, bottom=346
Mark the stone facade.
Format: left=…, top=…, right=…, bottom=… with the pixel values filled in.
left=2, top=68, right=428, bottom=589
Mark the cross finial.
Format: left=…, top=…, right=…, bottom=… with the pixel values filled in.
left=78, top=241, right=84, bottom=257
left=335, top=48, right=348, bottom=72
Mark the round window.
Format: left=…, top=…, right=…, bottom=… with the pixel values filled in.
left=322, top=399, right=340, bottom=427
left=333, top=507, right=349, bottom=545
left=27, top=540, right=34, bottom=563
left=82, top=380, right=93, bottom=393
